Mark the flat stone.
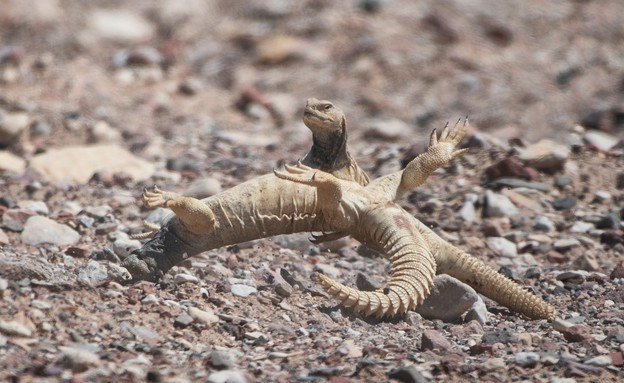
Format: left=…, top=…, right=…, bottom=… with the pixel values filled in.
left=464, top=296, right=489, bottom=325
left=174, top=313, right=194, bottom=328
left=553, top=196, right=577, bottom=210
left=562, top=325, right=592, bottom=342
left=421, top=329, right=451, bottom=351
left=17, top=200, right=49, bottom=215
left=573, top=253, right=600, bottom=272
left=533, top=216, right=555, bottom=232
left=584, top=355, right=612, bottom=366
left=415, top=275, right=479, bottom=322
left=174, top=273, right=199, bottom=285
left=515, top=351, right=540, bottom=367
left=59, top=346, right=101, bottom=372
left=387, top=366, right=429, bottom=383
left=553, top=238, right=581, bottom=251
left=486, top=236, right=518, bottom=258
left=484, top=190, right=518, bottom=218
left=584, top=130, right=619, bottom=151
left=30, top=144, right=155, bottom=184
left=206, top=370, right=248, bottom=383
left=518, top=139, right=569, bottom=172
left=2, top=209, right=36, bottom=231
left=570, top=221, right=594, bottom=233
left=188, top=307, right=219, bottom=328
left=86, top=8, right=155, bottom=43
left=494, top=178, right=551, bottom=192
left=113, top=237, right=142, bottom=258
left=0, top=320, right=32, bottom=337
left=76, top=260, right=109, bottom=285
left=230, top=284, right=257, bottom=297
left=21, top=216, right=80, bottom=246
left=207, top=350, right=236, bottom=368
left=0, top=150, right=26, bottom=174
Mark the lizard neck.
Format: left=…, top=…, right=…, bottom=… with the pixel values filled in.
left=308, top=127, right=351, bottom=171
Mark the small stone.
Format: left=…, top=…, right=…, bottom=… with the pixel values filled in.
left=484, top=190, right=519, bottom=218
left=547, top=250, right=568, bottom=263
left=533, top=216, right=555, bottom=232
left=356, top=272, right=383, bottom=291
left=415, top=275, right=479, bottom=322
left=184, top=177, right=222, bottom=199
left=457, top=198, right=477, bottom=222
left=387, top=366, right=429, bottom=383
left=338, top=339, right=363, bottom=358
left=174, top=313, right=194, bottom=328
left=0, top=111, right=29, bottom=146
left=482, top=357, right=505, bottom=371
left=230, top=284, right=257, bottom=297
left=554, top=175, right=573, bottom=188
left=421, top=329, right=451, bottom=351
left=518, top=139, right=569, bottom=172
left=274, top=281, right=293, bottom=297
left=610, top=260, right=624, bottom=279
left=76, top=260, right=109, bottom=285
left=556, top=271, right=587, bottom=284
left=595, top=211, right=620, bottom=230
left=206, top=370, right=248, bottom=383
left=553, top=196, right=577, bottom=210
left=553, top=238, right=581, bottom=252
left=2, top=209, right=36, bottom=231
left=86, top=8, right=155, bottom=43
left=514, top=351, right=540, bottom=367
left=486, top=237, right=517, bottom=258
left=21, top=216, right=80, bottom=246
left=573, top=253, right=600, bottom=272
left=59, top=346, right=101, bottom=372
left=570, top=221, right=594, bottom=233
left=0, top=320, right=32, bottom=337
left=174, top=273, right=199, bottom=285
left=584, top=355, right=612, bottom=366
left=188, top=307, right=219, bottom=328
left=563, top=325, right=592, bottom=343
left=208, top=350, right=236, bottom=368
left=464, top=296, right=489, bottom=325
left=365, top=118, right=412, bottom=141
left=0, top=150, right=26, bottom=174
left=30, top=300, right=52, bottom=310
left=113, top=237, right=142, bottom=258
left=484, top=156, right=531, bottom=181
left=584, top=130, right=619, bottom=151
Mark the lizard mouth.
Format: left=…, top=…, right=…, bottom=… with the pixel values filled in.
left=304, top=109, right=330, bottom=121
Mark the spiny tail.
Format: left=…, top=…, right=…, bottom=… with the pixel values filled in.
left=436, top=249, right=556, bottom=320
left=317, top=229, right=436, bottom=317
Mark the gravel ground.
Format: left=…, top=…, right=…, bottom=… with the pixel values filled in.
left=1, top=1, right=623, bottom=382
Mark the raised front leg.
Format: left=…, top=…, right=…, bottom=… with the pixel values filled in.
left=142, top=186, right=216, bottom=235
left=273, top=162, right=344, bottom=212
left=397, top=119, right=469, bottom=197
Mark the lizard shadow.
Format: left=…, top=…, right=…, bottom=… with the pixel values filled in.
left=316, top=304, right=407, bottom=325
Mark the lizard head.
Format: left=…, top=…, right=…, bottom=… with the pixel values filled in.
left=303, top=98, right=346, bottom=139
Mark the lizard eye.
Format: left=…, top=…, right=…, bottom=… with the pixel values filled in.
left=323, top=104, right=333, bottom=111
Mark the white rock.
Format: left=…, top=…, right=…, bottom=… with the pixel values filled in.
left=30, top=144, right=155, bottom=184
left=486, top=237, right=518, bottom=258
left=570, top=221, right=594, bottom=233
left=0, top=112, right=29, bottom=146
left=230, top=284, right=257, bottom=297
left=0, top=320, right=32, bottom=337
left=17, top=200, right=49, bottom=215
left=518, top=139, right=570, bottom=171
left=0, top=150, right=26, bottom=174
left=584, top=130, right=619, bottom=152
left=21, top=216, right=80, bottom=246
left=174, top=273, right=199, bottom=285
left=86, top=8, right=155, bottom=43
left=188, top=307, right=219, bottom=327
left=484, top=190, right=519, bottom=218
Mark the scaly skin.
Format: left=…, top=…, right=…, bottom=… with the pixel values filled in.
left=301, top=98, right=370, bottom=186
left=122, top=111, right=556, bottom=320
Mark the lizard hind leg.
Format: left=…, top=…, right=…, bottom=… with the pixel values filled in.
left=141, top=186, right=216, bottom=235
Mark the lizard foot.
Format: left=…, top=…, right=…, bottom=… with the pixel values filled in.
left=310, top=231, right=348, bottom=244
left=142, top=186, right=180, bottom=209
left=427, top=118, right=470, bottom=160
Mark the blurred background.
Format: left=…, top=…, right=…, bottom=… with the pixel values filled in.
left=1, top=0, right=623, bottom=176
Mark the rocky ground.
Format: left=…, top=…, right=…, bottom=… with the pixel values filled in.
left=1, top=1, right=624, bottom=382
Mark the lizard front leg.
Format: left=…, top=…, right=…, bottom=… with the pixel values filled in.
left=273, top=162, right=344, bottom=211
left=142, top=186, right=216, bottom=235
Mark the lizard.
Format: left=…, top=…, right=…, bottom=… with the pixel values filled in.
left=130, top=97, right=368, bottom=241
left=120, top=119, right=556, bottom=320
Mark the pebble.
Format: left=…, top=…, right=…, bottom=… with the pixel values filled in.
left=486, top=237, right=518, bottom=258
left=570, top=221, right=594, bottom=233
left=59, top=346, right=101, bottom=372
left=76, top=260, right=109, bottom=285
left=584, top=355, right=612, bottom=366
left=482, top=357, right=506, bottom=371
left=387, top=366, right=429, bottom=383
left=464, top=296, right=489, bottom=325
left=184, top=177, right=222, bottom=199
left=174, top=273, right=199, bottom=285
left=0, top=320, right=32, bottom=337
left=553, top=238, right=581, bottom=252
left=364, top=118, right=412, bottom=141
left=573, top=253, right=600, bottom=272
left=0, top=150, right=26, bottom=174
left=595, top=211, right=620, bottom=230
left=553, top=196, right=577, bottom=210
left=457, top=197, right=477, bottom=222
left=30, top=300, right=52, bottom=310
left=30, top=144, right=155, bottom=183
left=274, top=281, right=293, bottom=297
left=584, top=130, right=619, bottom=152
left=533, top=216, right=555, bottom=232
left=495, top=178, right=551, bottom=192
left=338, top=339, right=363, bottom=358
left=421, top=329, right=451, bottom=351
left=21, top=216, right=80, bottom=246
left=174, top=313, right=194, bottom=328
left=610, top=260, right=624, bottom=279
left=562, top=325, right=592, bottom=343
left=484, top=190, right=519, bottom=218
left=0, top=111, right=29, bottom=146
left=556, top=271, right=587, bottom=284
left=484, top=156, right=531, bottom=181
left=230, top=284, right=257, bottom=297
left=518, top=139, right=570, bottom=172
left=207, top=350, right=236, bottom=368
left=206, top=370, right=248, bottom=383
left=86, top=8, right=155, bottom=43
left=188, top=307, right=219, bottom=328
left=2, top=209, right=36, bottom=231
left=113, top=237, right=142, bottom=258
left=415, top=275, right=478, bottom=321
left=17, top=200, right=49, bottom=215
left=515, top=351, right=540, bottom=367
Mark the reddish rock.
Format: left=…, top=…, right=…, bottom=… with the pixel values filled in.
left=610, top=260, right=624, bottom=279
left=547, top=250, right=568, bottom=264
left=421, top=329, right=451, bottom=352
left=611, top=351, right=623, bottom=366
left=562, top=325, right=592, bottom=343
left=485, top=156, right=532, bottom=181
